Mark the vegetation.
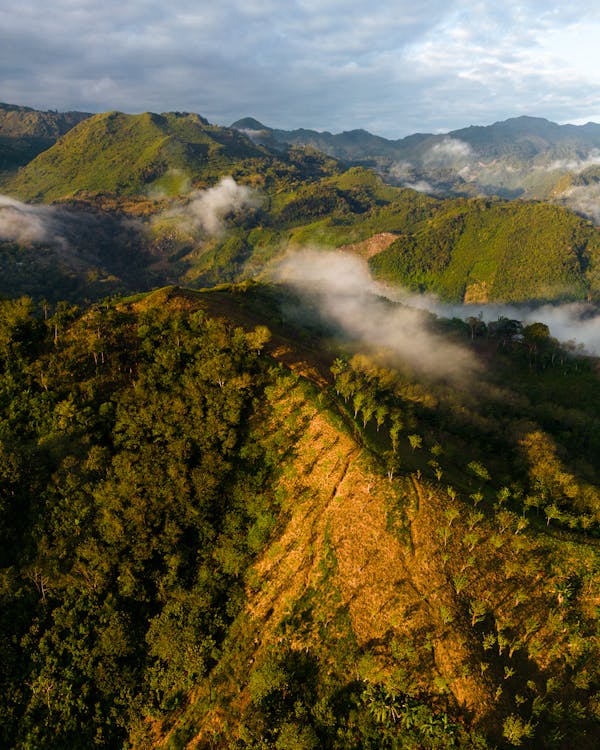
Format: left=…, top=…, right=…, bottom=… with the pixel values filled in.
left=3, top=108, right=600, bottom=307
left=0, top=286, right=598, bottom=748
left=0, top=102, right=90, bottom=172
left=1, top=104, right=600, bottom=748
left=3, top=111, right=340, bottom=202
left=369, top=197, right=600, bottom=302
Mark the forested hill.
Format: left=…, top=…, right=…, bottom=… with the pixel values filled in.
left=1, top=283, right=600, bottom=749
left=3, top=158, right=600, bottom=307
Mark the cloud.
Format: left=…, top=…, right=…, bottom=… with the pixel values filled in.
left=388, top=289, right=600, bottom=355
left=556, top=183, right=600, bottom=224
left=237, top=128, right=268, bottom=141
left=403, top=179, right=438, bottom=194
left=546, top=150, right=600, bottom=172
left=386, top=162, right=438, bottom=194
left=3, top=2, right=600, bottom=137
left=274, top=248, right=478, bottom=380
left=164, top=176, right=262, bottom=235
left=424, top=137, right=474, bottom=166
left=0, top=195, right=66, bottom=246
left=276, top=250, right=600, bottom=357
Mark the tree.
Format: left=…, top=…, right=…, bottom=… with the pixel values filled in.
left=408, top=434, right=422, bottom=451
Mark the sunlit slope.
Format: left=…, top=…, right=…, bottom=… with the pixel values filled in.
left=248, top=175, right=600, bottom=304
left=1, top=284, right=600, bottom=748
left=146, top=293, right=600, bottom=748
left=367, top=197, right=600, bottom=302
left=5, top=110, right=271, bottom=201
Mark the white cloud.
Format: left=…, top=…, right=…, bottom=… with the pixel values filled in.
left=163, top=176, right=262, bottom=235
left=547, top=150, right=600, bottom=172
left=274, top=249, right=478, bottom=380
left=557, top=183, right=600, bottom=224
left=424, top=137, right=473, bottom=166
left=404, top=180, right=437, bottom=194
left=387, top=286, right=600, bottom=355
left=0, top=196, right=65, bottom=246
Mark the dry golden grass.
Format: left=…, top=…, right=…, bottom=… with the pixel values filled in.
left=338, top=231, right=398, bottom=259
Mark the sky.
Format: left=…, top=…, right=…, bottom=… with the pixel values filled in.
left=2, top=1, right=600, bottom=138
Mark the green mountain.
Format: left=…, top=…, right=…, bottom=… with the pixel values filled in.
left=4, top=110, right=282, bottom=201
left=2, top=104, right=600, bottom=310
left=3, top=159, right=600, bottom=307
left=1, top=284, right=599, bottom=749
left=189, top=170, right=600, bottom=305
left=2, top=104, right=600, bottom=749
left=0, top=102, right=91, bottom=172
left=367, top=196, right=600, bottom=303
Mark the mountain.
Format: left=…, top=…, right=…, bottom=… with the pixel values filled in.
left=0, top=102, right=91, bottom=171
left=231, top=116, right=413, bottom=161
left=3, top=159, right=600, bottom=307
left=2, top=103, right=600, bottom=749
left=1, top=283, right=599, bottom=749
left=3, top=103, right=600, bottom=308
left=232, top=115, right=600, bottom=202
left=3, top=109, right=344, bottom=204
left=232, top=114, right=600, bottom=165
left=4, top=110, right=274, bottom=201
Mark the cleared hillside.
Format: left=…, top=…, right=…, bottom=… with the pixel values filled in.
left=1, top=285, right=599, bottom=749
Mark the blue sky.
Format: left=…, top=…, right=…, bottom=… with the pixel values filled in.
left=2, top=0, right=600, bottom=137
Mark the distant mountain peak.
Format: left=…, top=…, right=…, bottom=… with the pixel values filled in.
left=230, top=117, right=270, bottom=131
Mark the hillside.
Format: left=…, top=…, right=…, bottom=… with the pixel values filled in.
left=367, top=196, right=600, bottom=303
left=144, top=166, right=600, bottom=305
left=3, top=161, right=600, bottom=307
left=4, top=110, right=284, bottom=201
left=0, top=102, right=91, bottom=172
left=3, top=102, right=600, bottom=750
left=0, top=284, right=599, bottom=749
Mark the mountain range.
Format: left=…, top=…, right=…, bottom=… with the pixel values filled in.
left=231, top=114, right=600, bottom=163
left=231, top=114, right=600, bottom=202
left=2, top=105, right=600, bottom=307
left=1, top=102, right=600, bottom=750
